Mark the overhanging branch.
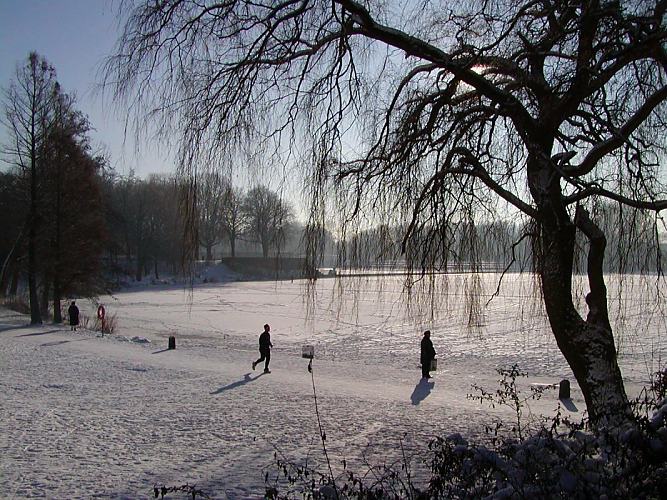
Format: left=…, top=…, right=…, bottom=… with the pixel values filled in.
left=565, top=84, right=667, bottom=177
left=564, top=185, right=667, bottom=212
left=453, top=148, right=539, bottom=219
left=336, top=0, right=538, bottom=137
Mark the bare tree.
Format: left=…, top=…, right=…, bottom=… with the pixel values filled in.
left=196, top=171, right=226, bottom=261
left=221, top=184, right=245, bottom=258
left=103, top=173, right=185, bottom=280
left=106, top=0, right=667, bottom=428
left=146, top=175, right=185, bottom=278
left=243, top=185, right=294, bottom=258
left=3, top=52, right=60, bottom=324
left=118, top=174, right=150, bottom=281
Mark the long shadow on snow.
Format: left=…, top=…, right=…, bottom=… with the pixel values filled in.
left=15, top=328, right=63, bottom=337
left=210, top=372, right=266, bottom=394
left=41, top=338, right=90, bottom=347
left=0, top=322, right=30, bottom=333
left=560, top=398, right=579, bottom=412
left=152, top=347, right=174, bottom=354
left=410, top=378, right=435, bottom=405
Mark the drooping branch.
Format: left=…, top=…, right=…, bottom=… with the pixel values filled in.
left=105, top=0, right=667, bottom=431
left=486, top=229, right=534, bottom=306
left=453, top=148, right=539, bottom=219
left=337, top=0, right=538, bottom=138
left=565, top=84, right=667, bottom=177
left=563, top=184, right=667, bottom=212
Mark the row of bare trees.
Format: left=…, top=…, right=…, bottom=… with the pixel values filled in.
left=195, top=173, right=294, bottom=260
left=102, top=172, right=184, bottom=283
left=346, top=208, right=663, bottom=273
left=102, top=171, right=297, bottom=282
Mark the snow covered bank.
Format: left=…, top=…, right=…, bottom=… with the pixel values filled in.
left=1, top=273, right=664, bottom=498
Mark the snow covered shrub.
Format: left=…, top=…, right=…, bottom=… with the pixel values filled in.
left=426, top=367, right=667, bottom=499
left=468, top=364, right=553, bottom=442
left=94, top=312, right=117, bottom=335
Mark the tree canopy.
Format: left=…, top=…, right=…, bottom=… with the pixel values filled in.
left=106, top=0, right=667, bottom=427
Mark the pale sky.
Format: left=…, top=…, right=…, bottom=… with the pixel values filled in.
left=1, top=1, right=664, bottom=236
left=0, top=0, right=175, bottom=178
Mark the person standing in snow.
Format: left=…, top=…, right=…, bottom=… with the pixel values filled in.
left=68, top=301, right=80, bottom=331
left=252, top=323, right=273, bottom=373
left=420, top=330, right=436, bottom=379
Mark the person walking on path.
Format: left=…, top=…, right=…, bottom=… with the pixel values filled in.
left=252, top=324, right=273, bottom=373
left=68, top=301, right=80, bottom=331
left=420, top=330, right=436, bottom=379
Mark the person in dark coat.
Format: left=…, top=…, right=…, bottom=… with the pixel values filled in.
left=420, top=330, right=436, bottom=379
left=68, top=301, right=80, bottom=331
left=252, top=324, right=273, bottom=373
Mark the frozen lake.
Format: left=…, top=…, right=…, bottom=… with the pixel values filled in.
left=94, top=271, right=666, bottom=386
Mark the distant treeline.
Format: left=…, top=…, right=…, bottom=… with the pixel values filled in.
left=328, top=213, right=664, bottom=276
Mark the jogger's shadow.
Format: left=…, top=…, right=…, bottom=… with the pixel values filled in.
left=210, top=372, right=265, bottom=395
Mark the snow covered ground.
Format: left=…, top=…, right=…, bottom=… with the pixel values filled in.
left=1, top=272, right=665, bottom=498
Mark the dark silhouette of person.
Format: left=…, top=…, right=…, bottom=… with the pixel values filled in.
left=420, top=330, right=436, bottom=379
left=68, top=301, right=80, bottom=331
left=252, top=324, right=273, bottom=373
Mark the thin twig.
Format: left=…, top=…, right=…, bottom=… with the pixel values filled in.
left=309, top=358, right=339, bottom=498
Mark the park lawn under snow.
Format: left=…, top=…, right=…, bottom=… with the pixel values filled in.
left=1, top=271, right=665, bottom=499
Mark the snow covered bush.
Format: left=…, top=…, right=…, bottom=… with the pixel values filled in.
left=93, top=312, right=117, bottom=335
left=427, top=410, right=666, bottom=498
left=427, top=366, right=667, bottom=499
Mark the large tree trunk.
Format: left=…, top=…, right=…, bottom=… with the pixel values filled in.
left=531, top=162, right=633, bottom=428
left=40, top=280, right=50, bottom=319
left=28, top=165, right=42, bottom=324
left=230, top=235, right=236, bottom=258
left=53, top=160, right=62, bottom=324
left=52, top=276, right=62, bottom=323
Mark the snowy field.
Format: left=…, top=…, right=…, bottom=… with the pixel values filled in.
left=1, top=272, right=665, bottom=498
